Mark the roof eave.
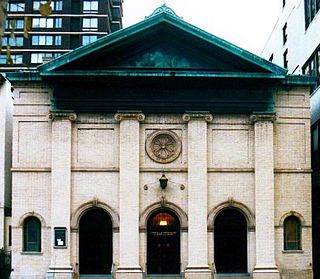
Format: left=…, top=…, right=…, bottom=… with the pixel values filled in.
left=282, top=75, right=317, bottom=85
left=39, top=70, right=286, bottom=79
left=5, top=71, right=42, bottom=82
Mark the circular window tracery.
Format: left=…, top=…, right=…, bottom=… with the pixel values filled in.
left=146, top=130, right=181, bottom=164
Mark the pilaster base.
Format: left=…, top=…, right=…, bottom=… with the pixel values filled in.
left=253, top=266, right=281, bottom=279
left=115, top=266, right=143, bottom=279
left=185, top=266, right=212, bottom=279
left=46, top=265, right=73, bottom=279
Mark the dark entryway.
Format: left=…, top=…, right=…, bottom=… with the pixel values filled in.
left=214, top=208, right=247, bottom=273
left=79, top=208, right=113, bottom=275
left=147, top=209, right=180, bottom=274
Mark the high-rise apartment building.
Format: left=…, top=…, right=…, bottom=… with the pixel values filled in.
left=0, top=0, right=123, bottom=71
left=262, top=0, right=320, bottom=87
left=262, top=1, right=320, bottom=278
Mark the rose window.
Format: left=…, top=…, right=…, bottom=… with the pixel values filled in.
left=146, top=130, right=181, bottom=163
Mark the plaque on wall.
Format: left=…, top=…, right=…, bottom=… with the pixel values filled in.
left=54, top=227, right=67, bottom=248
left=146, top=130, right=182, bottom=164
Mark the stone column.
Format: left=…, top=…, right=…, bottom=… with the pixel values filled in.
left=183, top=112, right=212, bottom=279
left=46, top=111, right=76, bottom=279
left=115, top=112, right=145, bottom=279
left=251, top=113, right=280, bottom=279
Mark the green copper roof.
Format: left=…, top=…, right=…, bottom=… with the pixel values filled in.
left=4, top=5, right=315, bottom=88
left=38, top=5, right=287, bottom=78
left=6, top=6, right=315, bottom=114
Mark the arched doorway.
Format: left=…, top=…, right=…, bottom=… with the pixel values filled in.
left=79, top=208, right=113, bottom=275
left=147, top=209, right=180, bottom=274
left=214, top=208, right=247, bottom=273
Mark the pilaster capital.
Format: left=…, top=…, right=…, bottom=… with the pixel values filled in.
left=182, top=111, right=213, bottom=122
left=48, top=111, right=77, bottom=122
left=250, top=112, right=277, bottom=124
left=114, top=111, right=145, bottom=122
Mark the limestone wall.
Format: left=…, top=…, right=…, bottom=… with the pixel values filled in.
left=10, top=82, right=313, bottom=278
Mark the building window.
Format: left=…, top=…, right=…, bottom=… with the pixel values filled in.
left=32, top=35, right=61, bottom=46
left=83, top=0, right=98, bottom=13
left=282, top=23, right=287, bottom=45
left=311, top=57, right=317, bottom=75
left=33, top=0, right=42, bottom=10
left=23, top=217, right=41, bottom=252
left=32, top=17, right=62, bottom=28
left=7, top=2, right=25, bottom=12
left=283, top=49, right=288, bottom=68
left=33, top=1, right=63, bottom=11
left=269, top=54, right=274, bottom=62
left=313, top=126, right=319, bottom=152
left=55, top=18, right=62, bottom=28
left=5, top=19, right=24, bottom=29
left=0, top=54, right=23, bottom=64
left=305, top=0, right=320, bottom=28
left=302, top=45, right=320, bottom=91
left=31, top=52, right=61, bottom=64
left=9, top=226, right=12, bottom=247
left=53, top=1, right=63, bottom=10
left=0, top=55, right=6, bottom=64
left=111, top=7, right=122, bottom=20
left=2, top=36, right=24, bottom=47
left=317, top=50, right=320, bottom=74
left=82, top=18, right=98, bottom=30
left=82, top=35, right=97, bottom=45
left=284, top=216, right=301, bottom=250
left=302, top=62, right=310, bottom=75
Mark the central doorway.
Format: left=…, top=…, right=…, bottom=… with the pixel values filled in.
left=147, top=209, right=180, bottom=274
left=79, top=208, right=113, bottom=275
left=214, top=208, right=247, bottom=274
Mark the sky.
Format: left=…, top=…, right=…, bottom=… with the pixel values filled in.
left=122, top=0, right=280, bottom=55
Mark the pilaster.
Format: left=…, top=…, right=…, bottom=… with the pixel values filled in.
left=115, top=112, right=144, bottom=279
left=46, top=111, right=76, bottom=279
left=183, top=112, right=212, bottom=279
left=251, top=112, right=280, bottom=279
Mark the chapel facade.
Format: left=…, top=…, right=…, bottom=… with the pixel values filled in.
left=6, top=6, right=314, bottom=279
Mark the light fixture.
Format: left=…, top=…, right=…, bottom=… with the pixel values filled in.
left=159, top=220, right=168, bottom=226
left=159, top=174, right=168, bottom=189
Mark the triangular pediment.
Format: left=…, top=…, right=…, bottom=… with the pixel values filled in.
left=39, top=5, right=286, bottom=79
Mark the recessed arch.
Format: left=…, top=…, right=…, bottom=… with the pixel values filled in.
left=23, top=216, right=42, bottom=252
left=79, top=207, right=113, bottom=274
left=208, top=200, right=255, bottom=231
left=283, top=215, right=302, bottom=251
left=146, top=208, right=181, bottom=274
left=71, top=200, right=119, bottom=230
left=18, top=212, right=46, bottom=228
left=140, top=201, right=188, bottom=230
left=214, top=208, right=248, bottom=273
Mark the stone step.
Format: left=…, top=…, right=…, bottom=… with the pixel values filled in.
left=216, top=277, right=251, bottom=279
left=78, top=276, right=112, bottom=279
left=144, top=275, right=184, bottom=279
left=78, top=274, right=184, bottom=279
left=78, top=274, right=251, bottom=279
